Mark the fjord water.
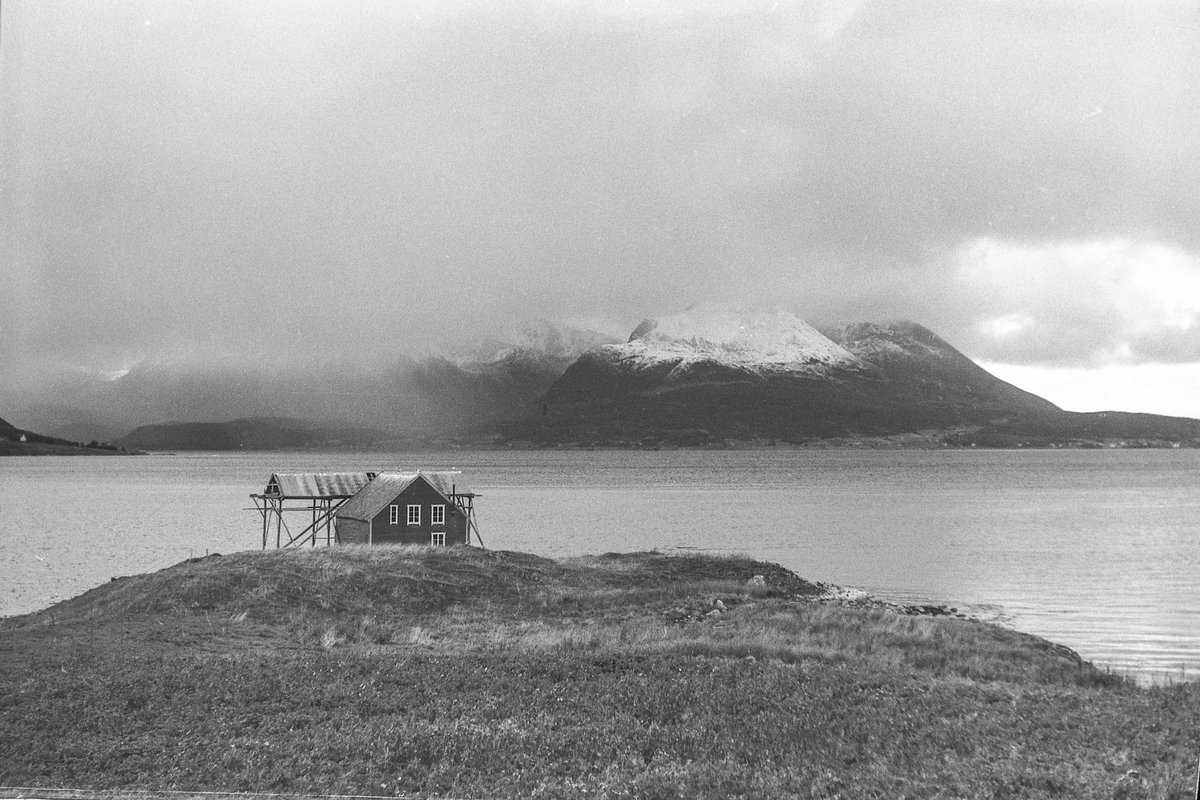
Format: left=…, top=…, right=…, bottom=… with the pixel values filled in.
left=2, top=449, right=1197, bottom=681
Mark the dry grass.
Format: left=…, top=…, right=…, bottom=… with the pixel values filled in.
left=14, top=546, right=812, bottom=627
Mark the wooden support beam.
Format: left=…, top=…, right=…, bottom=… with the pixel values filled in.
left=254, top=496, right=269, bottom=550
left=278, top=498, right=348, bottom=548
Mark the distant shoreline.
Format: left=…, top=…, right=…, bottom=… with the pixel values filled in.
left=31, top=435, right=1198, bottom=455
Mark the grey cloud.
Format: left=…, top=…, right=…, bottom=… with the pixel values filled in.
left=3, top=0, right=1199, bottom=376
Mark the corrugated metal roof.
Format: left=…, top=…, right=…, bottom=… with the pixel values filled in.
left=335, top=471, right=473, bottom=522
left=265, top=472, right=374, bottom=499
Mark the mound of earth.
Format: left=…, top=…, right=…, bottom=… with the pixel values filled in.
left=5, top=546, right=819, bottom=629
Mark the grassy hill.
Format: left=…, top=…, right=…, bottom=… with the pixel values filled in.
left=0, top=415, right=132, bottom=456
left=1, top=547, right=1197, bottom=798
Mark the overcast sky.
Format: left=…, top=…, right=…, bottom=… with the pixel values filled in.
left=3, top=0, right=1199, bottom=416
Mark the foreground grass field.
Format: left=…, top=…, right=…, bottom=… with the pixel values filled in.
left=1, top=546, right=1197, bottom=799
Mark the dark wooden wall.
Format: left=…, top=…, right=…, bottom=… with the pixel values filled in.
left=336, top=517, right=370, bottom=545
left=369, top=478, right=469, bottom=546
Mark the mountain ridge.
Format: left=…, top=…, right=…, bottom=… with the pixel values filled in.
left=8, top=310, right=1199, bottom=450
left=607, top=304, right=860, bottom=377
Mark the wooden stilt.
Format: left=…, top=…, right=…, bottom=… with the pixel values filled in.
left=256, top=496, right=268, bottom=550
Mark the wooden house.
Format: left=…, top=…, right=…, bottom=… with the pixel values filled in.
left=334, top=472, right=478, bottom=546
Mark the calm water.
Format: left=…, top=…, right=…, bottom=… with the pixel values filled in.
left=2, top=450, right=1197, bottom=681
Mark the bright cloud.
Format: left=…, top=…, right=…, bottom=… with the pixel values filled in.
left=979, top=313, right=1035, bottom=339
left=956, top=238, right=1200, bottom=366
left=980, top=361, right=1200, bottom=420
left=1125, top=246, right=1200, bottom=332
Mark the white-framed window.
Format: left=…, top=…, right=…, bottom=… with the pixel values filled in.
left=431, top=532, right=446, bottom=547
left=407, top=504, right=421, bottom=525
left=431, top=505, right=445, bottom=525
left=389, top=504, right=399, bottom=525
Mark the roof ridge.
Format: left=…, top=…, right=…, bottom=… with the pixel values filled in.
left=335, top=471, right=470, bottom=522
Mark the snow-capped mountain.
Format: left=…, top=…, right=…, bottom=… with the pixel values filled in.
left=605, top=305, right=860, bottom=376
left=502, top=307, right=1200, bottom=447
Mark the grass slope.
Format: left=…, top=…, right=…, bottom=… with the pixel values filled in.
left=0, top=415, right=132, bottom=456
left=1, top=547, right=1197, bottom=799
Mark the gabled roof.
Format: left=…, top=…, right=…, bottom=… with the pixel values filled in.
left=264, top=472, right=375, bottom=499
left=335, top=472, right=473, bottom=522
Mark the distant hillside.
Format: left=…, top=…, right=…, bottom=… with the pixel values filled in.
left=116, top=416, right=394, bottom=451
left=0, top=415, right=131, bottom=456
left=3, top=320, right=618, bottom=443
left=400, top=321, right=623, bottom=434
